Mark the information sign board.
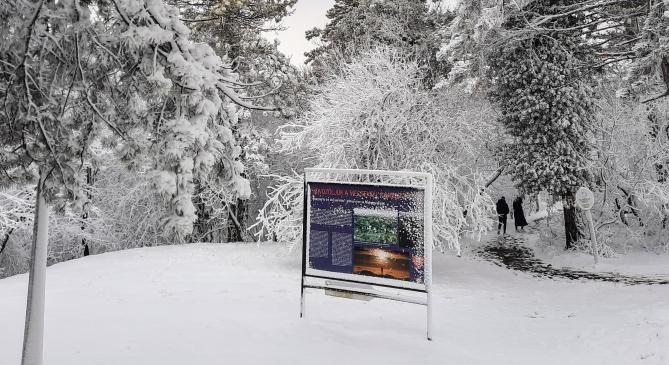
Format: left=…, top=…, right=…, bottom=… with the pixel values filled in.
left=306, top=182, right=426, bottom=289
left=300, top=168, right=434, bottom=340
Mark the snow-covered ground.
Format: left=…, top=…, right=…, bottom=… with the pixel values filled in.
left=542, top=250, right=669, bottom=277
left=1, top=243, right=668, bottom=365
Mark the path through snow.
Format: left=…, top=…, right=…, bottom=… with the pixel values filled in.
left=478, top=234, right=669, bottom=285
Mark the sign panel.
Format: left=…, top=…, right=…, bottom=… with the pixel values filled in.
left=306, top=181, right=426, bottom=289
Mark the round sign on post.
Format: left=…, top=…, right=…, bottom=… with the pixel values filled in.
left=575, top=187, right=598, bottom=264
left=575, top=187, right=594, bottom=211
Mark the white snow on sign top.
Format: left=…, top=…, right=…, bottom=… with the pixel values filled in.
left=0, top=243, right=667, bottom=365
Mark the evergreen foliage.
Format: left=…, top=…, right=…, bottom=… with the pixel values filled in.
left=305, top=0, right=449, bottom=84
left=624, top=1, right=669, bottom=102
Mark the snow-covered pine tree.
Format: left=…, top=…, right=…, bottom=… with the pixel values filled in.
left=438, top=0, right=652, bottom=93
left=488, top=0, right=595, bottom=249
left=435, top=0, right=504, bottom=93
left=304, top=0, right=449, bottom=84
left=166, top=0, right=300, bottom=242
left=624, top=1, right=669, bottom=102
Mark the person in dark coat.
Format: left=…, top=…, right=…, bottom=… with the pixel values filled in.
left=496, top=196, right=510, bottom=235
left=513, top=196, right=528, bottom=231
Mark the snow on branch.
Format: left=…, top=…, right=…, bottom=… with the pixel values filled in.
left=251, top=173, right=304, bottom=248
left=0, top=0, right=277, bottom=240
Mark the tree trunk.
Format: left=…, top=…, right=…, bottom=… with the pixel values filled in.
left=562, top=193, right=578, bottom=250
left=21, top=173, right=49, bottom=365
left=81, top=166, right=93, bottom=257
left=1, top=228, right=13, bottom=255
left=227, top=198, right=247, bottom=242
left=618, top=186, right=644, bottom=227
left=614, top=197, right=629, bottom=226
left=484, top=166, right=504, bottom=188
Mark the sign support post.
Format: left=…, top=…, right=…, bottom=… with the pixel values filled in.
left=300, top=173, right=308, bottom=318
left=586, top=210, right=598, bottom=264
left=425, top=173, right=433, bottom=341
left=575, top=187, right=598, bottom=264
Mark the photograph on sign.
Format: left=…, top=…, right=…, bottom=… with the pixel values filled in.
left=306, top=182, right=426, bottom=288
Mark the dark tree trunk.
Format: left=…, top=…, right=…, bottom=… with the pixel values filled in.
left=192, top=181, right=214, bottom=243
left=81, top=166, right=93, bottom=257
left=562, top=193, right=578, bottom=250
left=1, top=228, right=13, bottom=255
left=484, top=166, right=504, bottom=188
left=618, top=186, right=644, bottom=227
left=227, top=198, right=247, bottom=242
left=628, top=195, right=644, bottom=227
left=614, top=197, right=629, bottom=226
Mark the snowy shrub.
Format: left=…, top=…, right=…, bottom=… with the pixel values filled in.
left=571, top=238, right=617, bottom=259
left=0, top=188, right=33, bottom=277
left=589, top=82, right=669, bottom=253
left=0, top=160, right=173, bottom=277
left=0, top=187, right=86, bottom=278
left=83, top=161, right=172, bottom=252
left=255, top=47, right=497, bottom=253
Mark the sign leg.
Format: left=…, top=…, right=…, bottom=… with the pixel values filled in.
left=586, top=211, right=598, bottom=264
left=426, top=290, right=433, bottom=341
left=300, top=174, right=308, bottom=318
left=300, top=281, right=306, bottom=318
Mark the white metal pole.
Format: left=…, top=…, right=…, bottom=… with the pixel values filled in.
left=586, top=210, right=598, bottom=264
left=300, top=287, right=306, bottom=318
left=300, top=173, right=308, bottom=318
left=425, top=174, right=433, bottom=341
left=22, top=176, right=49, bottom=365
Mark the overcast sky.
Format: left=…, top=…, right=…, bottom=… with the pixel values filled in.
left=268, top=0, right=335, bottom=66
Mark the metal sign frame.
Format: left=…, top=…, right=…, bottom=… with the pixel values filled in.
left=299, top=168, right=434, bottom=340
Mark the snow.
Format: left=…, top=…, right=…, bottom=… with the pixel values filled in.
left=526, top=209, right=548, bottom=223
left=540, top=248, right=669, bottom=277
left=1, top=243, right=668, bottom=365
left=517, top=229, right=669, bottom=278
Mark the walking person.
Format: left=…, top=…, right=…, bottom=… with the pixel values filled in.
left=496, top=196, right=510, bottom=235
left=513, top=196, right=528, bottom=232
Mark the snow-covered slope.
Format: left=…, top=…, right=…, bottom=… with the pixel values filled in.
left=0, top=243, right=667, bottom=365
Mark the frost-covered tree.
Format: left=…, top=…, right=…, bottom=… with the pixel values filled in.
left=590, top=78, right=669, bottom=252
left=435, top=0, right=504, bottom=92
left=488, top=1, right=596, bottom=249
left=171, top=0, right=301, bottom=112
left=624, top=1, right=669, bottom=102
left=439, top=0, right=657, bottom=94
left=0, top=0, right=269, bottom=363
left=163, top=0, right=304, bottom=242
left=255, top=48, right=497, bottom=253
